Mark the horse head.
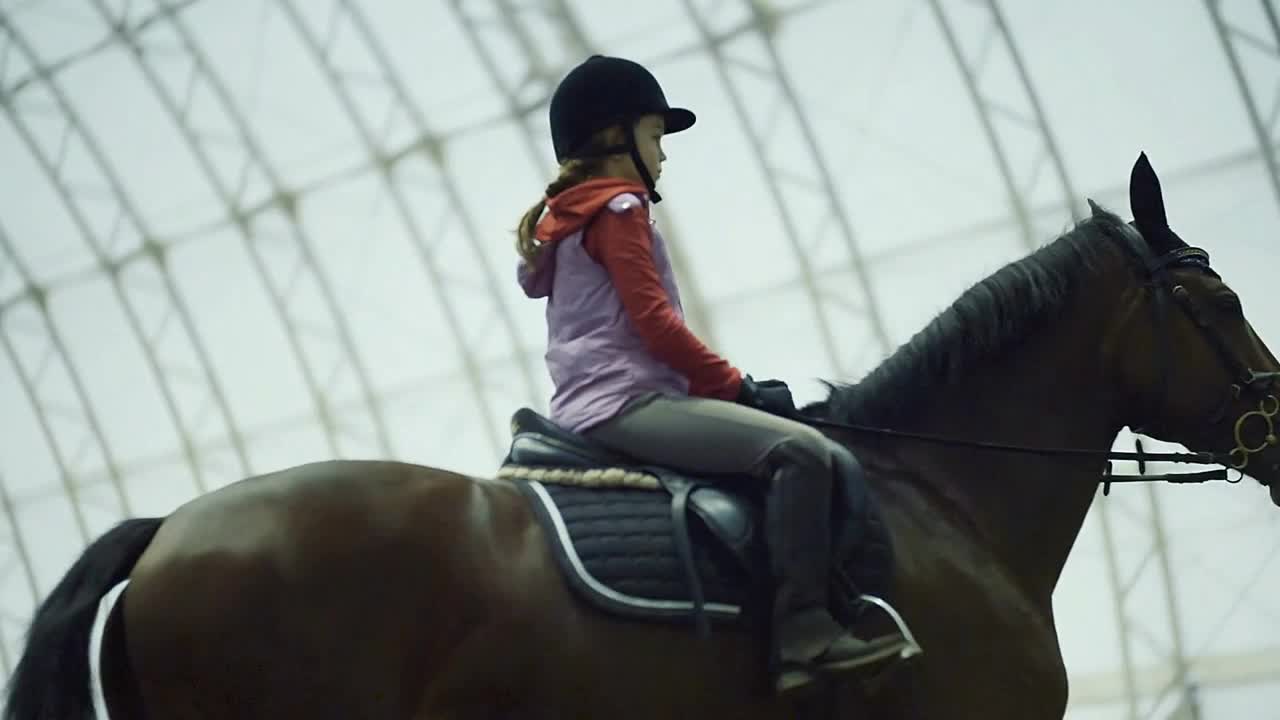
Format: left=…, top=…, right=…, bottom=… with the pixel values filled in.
left=1101, top=152, right=1280, bottom=505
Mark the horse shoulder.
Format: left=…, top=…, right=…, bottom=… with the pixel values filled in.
left=868, top=469, right=1068, bottom=715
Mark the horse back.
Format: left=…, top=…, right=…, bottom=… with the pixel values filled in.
left=122, top=460, right=541, bottom=718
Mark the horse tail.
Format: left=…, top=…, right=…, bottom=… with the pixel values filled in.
left=4, top=517, right=163, bottom=720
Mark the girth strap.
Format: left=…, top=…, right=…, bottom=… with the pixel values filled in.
left=656, top=472, right=711, bottom=638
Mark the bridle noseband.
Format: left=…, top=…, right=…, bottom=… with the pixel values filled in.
left=802, top=239, right=1279, bottom=492
left=1140, top=244, right=1280, bottom=475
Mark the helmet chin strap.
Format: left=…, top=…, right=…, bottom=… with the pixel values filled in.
left=567, top=122, right=662, bottom=202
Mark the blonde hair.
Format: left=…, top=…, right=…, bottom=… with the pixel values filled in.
left=516, top=126, right=626, bottom=264
left=516, top=159, right=597, bottom=263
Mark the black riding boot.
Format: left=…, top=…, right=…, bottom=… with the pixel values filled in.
left=764, top=443, right=906, bottom=694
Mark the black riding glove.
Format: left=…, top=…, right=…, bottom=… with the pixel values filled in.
left=736, top=374, right=799, bottom=418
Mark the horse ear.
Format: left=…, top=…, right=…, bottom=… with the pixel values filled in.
left=1087, top=198, right=1104, bottom=216
left=1129, top=152, right=1170, bottom=245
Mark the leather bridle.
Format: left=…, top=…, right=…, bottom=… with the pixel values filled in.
left=803, top=242, right=1280, bottom=492
left=1139, top=245, right=1280, bottom=475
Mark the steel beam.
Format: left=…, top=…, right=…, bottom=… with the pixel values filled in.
left=927, top=0, right=1080, bottom=251
left=89, top=0, right=396, bottom=459
left=0, top=224, right=115, bottom=537
left=274, top=0, right=541, bottom=454
left=679, top=0, right=892, bottom=377
left=1092, top=460, right=1202, bottom=719
left=0, top=11, right=250, bottom=496
left=1204, top=0, right=1280, bottom=214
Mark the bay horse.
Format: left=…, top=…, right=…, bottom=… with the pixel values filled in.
left=7, top=154, right=1279, bottom=719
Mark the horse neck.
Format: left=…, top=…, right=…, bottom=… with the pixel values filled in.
left=898, top=273, right=1128, bottom=597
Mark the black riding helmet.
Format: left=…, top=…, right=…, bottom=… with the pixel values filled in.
left=549, top=55, right=696, bottom=203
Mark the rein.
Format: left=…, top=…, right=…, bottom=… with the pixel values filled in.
left=801, top=415, right=1235, bottom=494
left=799, top=240, right=1280, bottom=495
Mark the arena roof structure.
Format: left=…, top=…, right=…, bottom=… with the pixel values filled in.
left=1, top=1, right=1277, bottom=716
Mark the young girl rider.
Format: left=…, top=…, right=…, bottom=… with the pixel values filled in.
left=516, top=55, right=906, bottom=695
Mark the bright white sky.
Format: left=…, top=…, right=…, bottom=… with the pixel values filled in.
left=0, top=1, right=1277, bottom=716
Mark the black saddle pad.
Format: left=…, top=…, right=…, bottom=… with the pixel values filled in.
left=517, top=480, right=765, bottom=626
left=504, top=408, right=897, bottom=631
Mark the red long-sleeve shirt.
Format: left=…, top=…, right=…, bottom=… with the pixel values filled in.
left=534, top=178, right=742, bottom=400
left=583, top=200, right=742, bottom=400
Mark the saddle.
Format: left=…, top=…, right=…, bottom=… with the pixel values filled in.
left=499, top=408, right=901, bottom=638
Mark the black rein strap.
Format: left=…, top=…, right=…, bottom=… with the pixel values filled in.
left=787, top=242, right=1280, bottom=494
left=798, top=415, right=1234, bottom=494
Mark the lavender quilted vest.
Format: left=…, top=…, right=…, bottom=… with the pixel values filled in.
left=518, top=193, right=689, bottom=432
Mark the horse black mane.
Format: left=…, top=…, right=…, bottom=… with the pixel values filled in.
left=820, top=207, right=1148, bottom=427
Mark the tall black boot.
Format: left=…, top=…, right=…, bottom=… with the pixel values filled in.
left=764, top=442, right=907, bottom=694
